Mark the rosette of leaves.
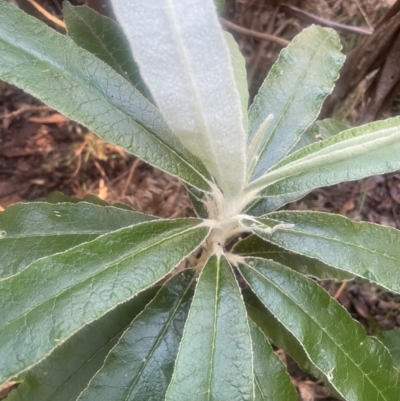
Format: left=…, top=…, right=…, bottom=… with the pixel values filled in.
left=1, top=0, right=400, bottom=400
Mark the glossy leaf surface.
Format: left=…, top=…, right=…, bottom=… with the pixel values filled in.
left=250, top=117, right=400, bottom=196
left=239, top=258, right=400, bottom=400
left=0, top=219, right=208, bottom=385
left=246, top=303, right=323, bottom=383
left=249, top=318, right=297, bottom=401
left=259, top=211, right=400, bottom=293
left=111, top=0, right=247, bottom=197
left=235, top=234, right=353, bottom=281
left=79, top=271, right=195, bottom=401
left=6, top=288, right=158, bottom=401
left=247, top=25, right=344, bottom=180
left=377, top=328, right=400, bottom=370
left=63, top=2, right=151, bottom=99
left=165, top=255, right=254, bottom=400
left=0, top=202, right=154, bottom=278
left=0, top=1, right=211, bottom=192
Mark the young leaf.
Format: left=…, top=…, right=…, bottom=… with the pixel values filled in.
left=79, top=270, right=196, bottom=401
left=247, top=25, right=344, bottom=180
left=165, top=255, right=254, bottom=400
left=0, top=1, right=212, bottom=192
left=235, top=234, right=354, bottom=281
left=224, top=32, right=249, bottom=133
left=0, top=219, right=208, bottom=386
left=249, top=117, right=400, bottom=197
left=62, top=2, right=152, bottom=101
left=6, top=287, right=159, bottom=401
left=258, top=211, right=400, bottom=294
left=110, top=0, right=247, bottom=198
left=249, top=317, right=298, bottom=401
left=239, top=258, right=400, bottom=401
left=0, top=202, right=154, bottom=278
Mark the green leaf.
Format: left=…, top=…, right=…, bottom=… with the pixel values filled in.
left=224, top=32, right=248, bottom=133
left=0, top=1, right=212, bottom=192
left=63, top=2, right=152, bottom=101
left=214, top=0, right=225, bottom=13
left=239, top=258, right=400, bottom=401
left=110, top=0, right=247, bottom=198
left=39, top=191, right=133, bottom=210
left=165, top=255, right=254, bottom=400
left=234, top=234, right=354, bottom=281
left=6, top=287, right=159, bottom=401
left=247, top=26, right=344, bottom=181
left=377, top=329, right=400, bottom=370
left=249, top=117, right=400, bottom=197
left=245, top=119, right=348, bottom=214
left=246, top=303, right=323, bottom=383
left=0, top=218, right=208, bottom=386
left=185, top=184, right=209, bottom=219
left=0, top=202, right=154, bottom=278
left=244, top=189, right=309, bottom=216
left=249, top=317, right=298, bottom=401
left=79, top=270, right=196, bottom=401
left=291, top=118, right=349, bottom=153
left=258, top=211, right=400, bottom=293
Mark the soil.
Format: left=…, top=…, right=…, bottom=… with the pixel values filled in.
left=1, top=1, right=400, bottom=400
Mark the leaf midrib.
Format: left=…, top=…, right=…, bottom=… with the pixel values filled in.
left=206, top=257, right=220, bottom=401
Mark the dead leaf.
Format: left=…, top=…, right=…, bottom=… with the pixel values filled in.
left=0, top=381, right=20, bottom=399
left=28, top=113, right=68, bottom=124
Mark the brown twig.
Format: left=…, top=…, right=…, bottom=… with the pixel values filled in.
left=0, top=106, right=52, bottom=120
left=353, top=0, right=373, bottom=30
left=121, top=158, right=140, bottom=198
left=280, top=4, right=372, bottom=35
left=220, top=18, right=290, bottom=47
left=334, top=281, right=347, bottom=300
left=25, top=0, right=66, bottom=29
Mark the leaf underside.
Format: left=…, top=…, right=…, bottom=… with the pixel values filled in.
left=111, top=0, right=247, bottom=197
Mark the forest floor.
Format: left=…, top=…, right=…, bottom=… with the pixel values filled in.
left=1, top=0, right=400, bottom=400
